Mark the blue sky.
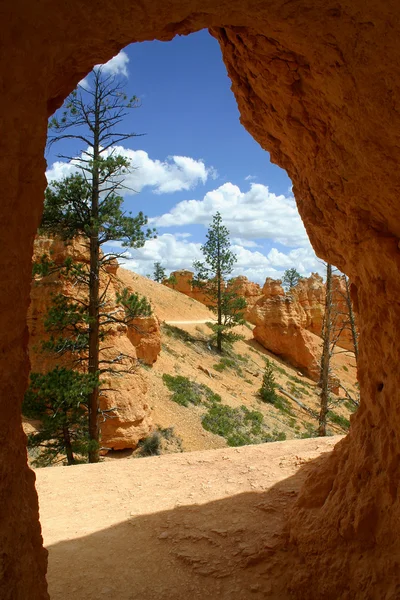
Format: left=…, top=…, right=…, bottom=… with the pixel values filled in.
left=46, top=30, right=322, bottom=283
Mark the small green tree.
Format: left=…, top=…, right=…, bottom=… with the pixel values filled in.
left=282, top=268, right=302, bottom=291
left=193, top=212, right=246, bottom=353
left=153, top=262, right=166, bottom=283
left=23, top=368, right=98, bottom=466
left=259, top=360, right=278, bottom=404
left=28, top=67, right=155, bottom=464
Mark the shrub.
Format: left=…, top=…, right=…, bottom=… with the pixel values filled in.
left=162, top=374, right=221, bottom=407
left=328, top=411, right=350, bottom=430
left=213, top=356, right=237, bottom=372
left=259, top=360, right=278, bottom=404
left=202, top=404, right=259, bottom=446
left=162, top=374, right=203, bottom=406
left=139, top=432, right=162, bottom=456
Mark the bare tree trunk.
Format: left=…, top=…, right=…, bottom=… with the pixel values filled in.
left=344, top=275, right=359, bottom=361
left=88, top=79, right=101, bottom=463
left=62, top=422, right=75, bottom=465
left=318, top=263, right=333, bottom=436
left=216, top=235, right=222, bottom=354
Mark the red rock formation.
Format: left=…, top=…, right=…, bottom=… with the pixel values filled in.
left=249, top=273, right=358, bottom=378
left=3, top=2, right=400, bottom=598
left=291, top=273, right=325, bottom=337
left=249, top=282, right=321, bottom=379
left=127, top=316, right=161, bottom=365
left=164, top=269, right=213, bottom=305
left=28, top=237, right=159, bottom=451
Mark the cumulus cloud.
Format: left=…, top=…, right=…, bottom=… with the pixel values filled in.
left=151, top=181, right=309, bottom=248
left=110, top=233, right=324, bottom=284
left=114, top=234, right=203, bottom=275
left=78, top=50, right=129, bottom=90
left=99, top=50, right=129, bottom=77
left=46, top=147, right=214, bottom=195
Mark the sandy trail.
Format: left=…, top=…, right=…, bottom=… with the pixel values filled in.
left=165, top=319, right=215, bottom=325
left=36, top=436, right=341, bottom=600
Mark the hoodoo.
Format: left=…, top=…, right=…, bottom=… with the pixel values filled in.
left=2, top=1, right=400, bottom=598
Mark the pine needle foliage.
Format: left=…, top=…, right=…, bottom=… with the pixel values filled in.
left=193, top=212, right=246, bottom=353
left=26, top=67, right=155, bottom=464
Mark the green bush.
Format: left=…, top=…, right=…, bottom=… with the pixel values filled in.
left=162, top=374, right=203, bottom=406
left=139, top=432, right=162, bottom=456
left=162, top=374, right=221, bottom=407
left=328, top=411, right=350, bottom=430
left=202, top=404, right=264, bottom=446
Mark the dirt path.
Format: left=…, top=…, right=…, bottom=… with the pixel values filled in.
left=165, top=319, right=215, bottom=325
left=36, top=436, right=341, bottom=599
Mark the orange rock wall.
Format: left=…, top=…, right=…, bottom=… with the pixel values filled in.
left=249, top=273, right=357, bottom=377
left=28, top=237, right=159, bottom=451
left=2, top=1, right=400, bottom=598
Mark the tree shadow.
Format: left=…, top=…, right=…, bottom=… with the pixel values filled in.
left=44, top=450, right=333, bottom=600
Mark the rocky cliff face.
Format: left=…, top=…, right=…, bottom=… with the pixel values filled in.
left=28, top=237, right=161, bottom=451
left=164, top=270, right=356, bottom=378
left=249, top=278, right=322, bottom=379
left=249, top=273, right=357, bottom=378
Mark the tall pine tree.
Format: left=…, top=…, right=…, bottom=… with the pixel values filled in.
left=193, top=212, right=246, bottom=353
left=27, top=67, right=155, bottom=464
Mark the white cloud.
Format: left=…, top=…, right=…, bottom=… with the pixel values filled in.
left=114, top=234, right=203, bottom=275
left=231, top=238, right=261, bottom=248
left=245, top=175, right=257, bottom=181
left=46, top=147, right=214, bottom=195
left=99, top=50, right=129, bottom=77
left=78, top=50, right=130, bottom=90
left=151, top=181, right=310, bottom=248
left=109, top=233, right=324, bottom=284
left=78, top=77, right=91, bottom=91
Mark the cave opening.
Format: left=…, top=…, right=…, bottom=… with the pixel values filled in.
left=2, top=3, right=400, bottom=598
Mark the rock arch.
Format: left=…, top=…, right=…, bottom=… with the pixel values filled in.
left=2, top=1, right=400, bottom=597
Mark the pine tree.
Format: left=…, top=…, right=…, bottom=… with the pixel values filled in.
left=23, top=368, right=98, bottom=466
left=153, top=262, right=166, bottom=283
left=259, top=359, right=278, bottom=404
left=282, top=268, right=302, bottom=291
left=28, top=67, right=155, bottom=464
left=193, top=212, right=246, bottom=353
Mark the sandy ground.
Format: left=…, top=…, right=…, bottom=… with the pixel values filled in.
left=36, top=435, right=341, bottom=600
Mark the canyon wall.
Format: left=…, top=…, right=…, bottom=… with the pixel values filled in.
left=2, top=0, right=400, bottom=598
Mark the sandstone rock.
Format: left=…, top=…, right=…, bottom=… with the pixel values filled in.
left=4, top=3, right=400, bottom=598
left=28, top=236, right=159, bottom=451
left=127, top=316, right=161, bottom=365
left=249, top=293, right=320, bottom=380
left=228, top=276, right=263, bottom=315
left=164, top=269, right=212, bottom=305
left=262, top=278, right=284, bottom=297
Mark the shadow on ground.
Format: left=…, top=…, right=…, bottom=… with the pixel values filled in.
left=45, top=452, right=332, bottom=600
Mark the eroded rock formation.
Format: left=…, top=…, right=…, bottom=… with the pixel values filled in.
left=28, top=237, right=159, bottom=451
left=249, top=279, right=322, bottom=379
left=3, top=2, right=400, bottom=598
left=249, top=273, right=357, bottom=377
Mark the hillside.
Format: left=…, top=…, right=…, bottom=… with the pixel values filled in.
left=107, top=267, right=358, bottom=456
left=25, top=249, right=358, bottom=462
